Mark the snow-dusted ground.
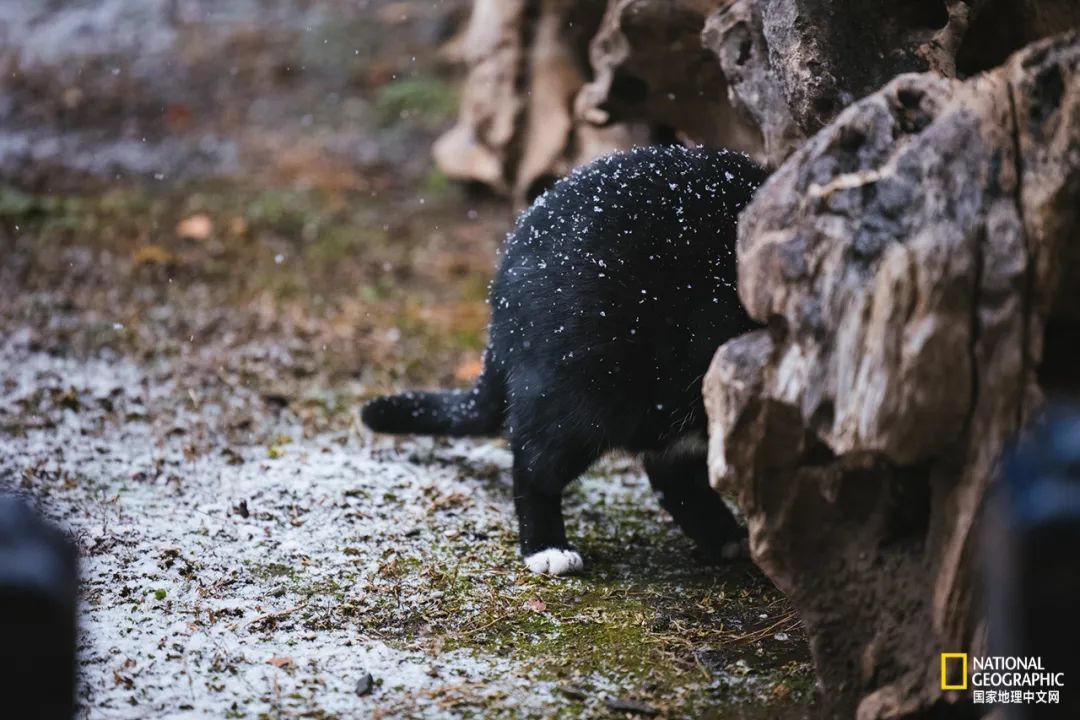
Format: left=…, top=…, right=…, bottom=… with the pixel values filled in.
left=0, top=334, right=566, bottom=717
left=0, top=325, right=814, bottom=719
left=2, top=330, right=818, bottom=719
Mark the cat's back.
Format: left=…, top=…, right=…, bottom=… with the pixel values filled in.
left=491, top=145, right=766, bottom=328
left=503, top=145, right=763, bottom=261
left=488, top=145, right=767, bottom=447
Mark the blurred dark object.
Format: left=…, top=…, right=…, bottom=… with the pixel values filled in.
left=0, top=494, right=78, bottom=720
left=1038, top=317, right=1080, bottom=399
left=987, top=406, right=1080, bottom=719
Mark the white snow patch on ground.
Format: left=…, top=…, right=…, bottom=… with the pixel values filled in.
left=0, top=341, right=569, bottom=718
left=0, top=332, right=808, bottom=718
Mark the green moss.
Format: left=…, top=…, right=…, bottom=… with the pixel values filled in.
left=250, top=562, right=300, bottom=581
left=307, top=463, right=819, bottom=718
left=421, top=166, right=452, bottom=197
left=244, top=188, right=319, bottom=238
left=0, top=187, right=38, bottom=217
left=305, top=224, right=387, bottom=264
left=375, top=77, right=458, bottom=127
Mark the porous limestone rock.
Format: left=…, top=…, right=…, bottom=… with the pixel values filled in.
left=704, top=32, right=1080, bottom=719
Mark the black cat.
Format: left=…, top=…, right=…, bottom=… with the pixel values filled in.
left=363, top=145, right=767, bottom=574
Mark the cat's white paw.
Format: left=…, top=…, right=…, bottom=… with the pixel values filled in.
left=721, top=538, right=750, bottom=561
left=524, top=548, right=584, bottom=575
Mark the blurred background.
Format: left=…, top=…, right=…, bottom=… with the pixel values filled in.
left=0, top=0, right=507, bottom=422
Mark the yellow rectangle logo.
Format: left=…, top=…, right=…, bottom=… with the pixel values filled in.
left=941, top=653, right=968, bottom=690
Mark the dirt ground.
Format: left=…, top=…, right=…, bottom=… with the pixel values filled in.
left=0, top=2, right=815, bottom=718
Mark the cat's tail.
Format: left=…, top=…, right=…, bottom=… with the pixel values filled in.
left=360, top=361, right=504, bottom=437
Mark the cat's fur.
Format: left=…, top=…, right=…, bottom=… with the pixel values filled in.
left=363, top=145, right=768, bottom=574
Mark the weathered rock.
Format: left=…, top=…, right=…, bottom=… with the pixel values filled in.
left=574, top=0, right=762, bottom=153
left=574, top=0, right=1054, bottom=167
left=433, top=0, right=524, bottom=192
left=957, top=0, right=1080, bottom=76
left=703, top=0, right=1080, bottom=167
left=443, top=0, right=1080, bottom=190
left=702, top=0, right=802, bottom=164
left=704, top=31, right=1080, bottom=719
left=434, top=0, right=642, bottom=202
left=436, top=0, right=762, bottom=200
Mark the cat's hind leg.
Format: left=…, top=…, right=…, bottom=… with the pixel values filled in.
left=510, top=434, right=597, bottom=575
left=643, top=442, right=747, bottom=563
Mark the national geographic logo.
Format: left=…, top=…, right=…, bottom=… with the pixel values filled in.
left=941, top=653, right=967, bottom=691
left=940, top=653, right=1065, bottom=706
